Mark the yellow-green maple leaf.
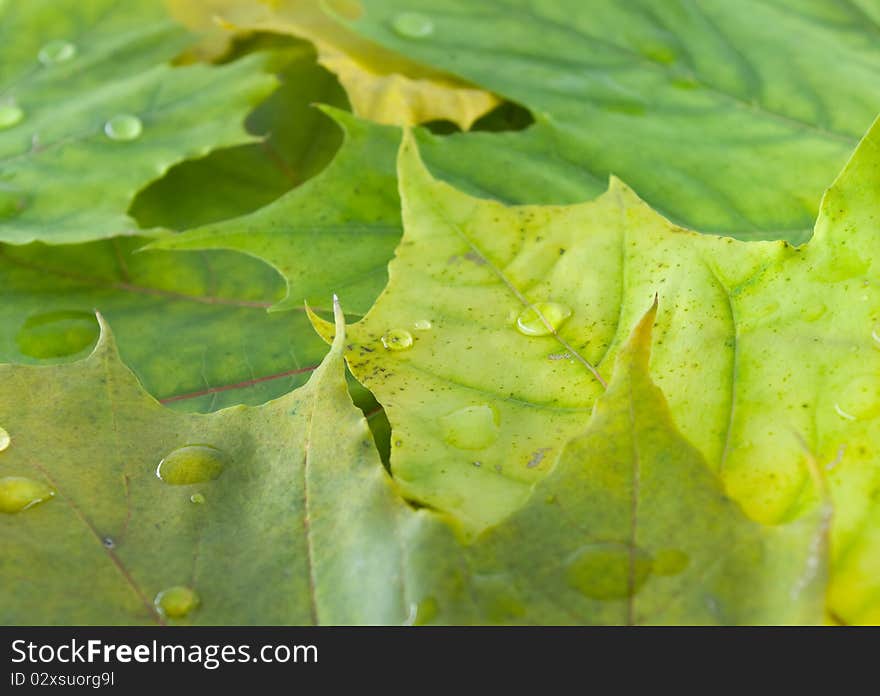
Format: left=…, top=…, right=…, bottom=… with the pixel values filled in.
left=168, top=0, right=498, bottom=128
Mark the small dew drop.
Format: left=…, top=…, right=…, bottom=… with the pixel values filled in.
left=0, top=476, right=54, bottom=514
left=104, top=114, right=143, bottom=142
left=516, top=302, right=572, bottom=337
left=441, top=404, right=499, bottom=450
left=381, top=328, right=413, bottom=351
left=871, top=326, right=880, bottom=348
left=190, top=493, right=206, bottom=504
left=834, top=375, right=880, bottom=421
left=38, top=39, right=77, bottom=65
left=565, top=542, right=652, bottom=600
left=0, top=427, right=9, bottom=452
left=154, top=586, right=200, bottom=619
left=0, top=103, right=24, bottom=130
left=391, top=12, right=434, bottom=39
left=102, top=536, right=115, bottom=549
left=834, top=403, right=856, bottom=421
left=413, top=319, right=433, bottom=331
left=157, top=445, right=226, bottom=485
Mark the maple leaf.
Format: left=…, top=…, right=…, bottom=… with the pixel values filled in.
left=167, top=0, right=499, bottom=129
left=0, top=0, right=275, bottom=244
left=311, top=116, right=880, bottom=623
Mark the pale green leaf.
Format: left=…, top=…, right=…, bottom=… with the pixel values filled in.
left=148, top=109, right=402, bottom=315
left=0, top=303, right=408, bottom=624
left=313, top=119, right=880, bottom=623
left=0, top=0, right=275, bottom=244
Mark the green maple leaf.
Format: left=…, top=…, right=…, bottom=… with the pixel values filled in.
left=132, top=37, right=350, bottom=232
left=0, top=299, right=828, bottom=625
left=341, top=0, right=880, bottom=242
left=0, top=44, right=362, bottom=416
left=310, top=116, right=880, bottom=623
left=0, top=238, right=329, bottom=412
left=0, top=0, right=275, bottom=244
left=148, top=109, right=403, bottom=315
left=0, top=303, right=408, bottom=624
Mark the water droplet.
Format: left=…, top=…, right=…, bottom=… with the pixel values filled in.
left=102, top=536, right=115, bottom=549
left=381, top=328, right=413, bottom=351
left=157, top=445, right=226, bottom=485
left=834, top=403, right=856, bottom=421
left=872, top=326, right=880, bottom=348
left=0, top=427, right=9, bottom=452
left=38, top=39, right=76, bottom=65
left=565, top=542, right=652, bottom=600
left=834, top=375, right=880, bottom=421
left=0, top=103, right=24, bottom=129
left=515, top=302, right=572, bottom=336
left=392, top=12, right=434, bottom=38
left=104, top=114, right=143, bottom=142
left=440, top=404, right=499, bottom=450
left=652, top=549, right=689, bottom=576
left=154, top=586, right=200, bottom=619
left=190, top=493, right=205, bottom=504
left=0, top=476, right=54, bottom=514
left=16, top=310, right=99, bottom=359
left=413, top=319, right=432, bottom=331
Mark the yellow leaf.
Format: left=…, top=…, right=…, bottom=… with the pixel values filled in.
left=168, top=0, right=499, bottom=128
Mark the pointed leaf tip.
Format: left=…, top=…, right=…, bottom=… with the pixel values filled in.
left=306, top=300, right=338, bottom=347
left=614, top=298, right=659, bottom=379
left=90, top=311, right=119, bottom=360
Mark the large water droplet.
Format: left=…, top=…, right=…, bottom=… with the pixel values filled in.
left=440, top=404, right=499, bottom=450
left=392, top=12, right=434, bottom=38
left=0, top=476, right=54, bottom=514
left=0, top=427, right=9, bottom=452
left=413, top=319, right=432, bottom=331
left=516, top=302, right=572, bottom=336
left=0, top=103, right=24, bottom=129
left=16, top=310, right=99, bottom=359
left=834, top=375, right=880, bottom=421
left=38, top=39, right=77, bottom=65
left=104, top=114, right=143, bottom=142
left=154, top=586, right=200, bottom=619
left=157, top=445, right=226, bottom=485
left=565, top=542, right=652, bottom=600
left=381, top=328, right=413, bottom=351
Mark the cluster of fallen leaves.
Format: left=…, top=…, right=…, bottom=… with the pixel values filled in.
left=2, top=0, right=880, bottom=625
